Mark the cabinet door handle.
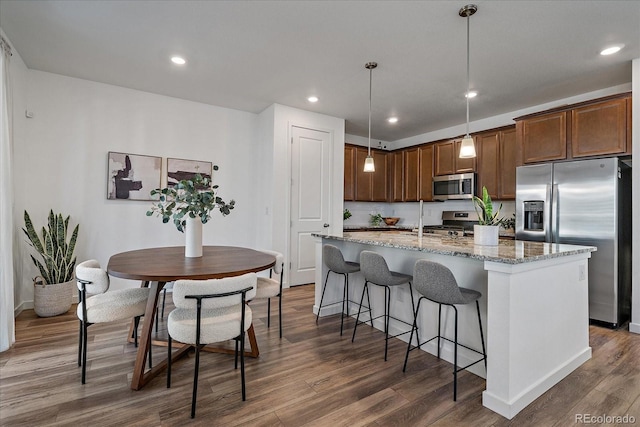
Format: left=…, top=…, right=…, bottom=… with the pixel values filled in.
left=323, top=223, right=330, bottom=228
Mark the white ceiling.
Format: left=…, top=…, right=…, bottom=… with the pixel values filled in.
left=1, top=1, right=639, bottom=142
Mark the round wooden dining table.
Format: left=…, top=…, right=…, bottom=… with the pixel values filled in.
left=107, top=246, right=276, bottom=390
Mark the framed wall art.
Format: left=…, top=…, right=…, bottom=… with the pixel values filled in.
left=107, top=152, right=162, bottom=200
left=167, top=158, right=212, bottom=187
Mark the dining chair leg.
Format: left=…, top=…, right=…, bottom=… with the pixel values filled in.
left=267, top=297, right=272, bottom=328
left=234, top=338, right=239, bottom=369
left=240, top=332, right=246, bottom=401
left=81, top=321, right=88, bottom=384
left=191, top=344, right=201, bottom=418
left=78, top=320, right=83, bottom=366
left=437, top=304, right=442, bottom=359
left=133, top=316, right=140, bottom=347
left=167, top=334, right=172, bottom=388
left=278, top=293, right=283, bottom=339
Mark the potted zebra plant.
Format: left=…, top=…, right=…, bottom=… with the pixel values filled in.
left=23, top=210, right=79, bottom=317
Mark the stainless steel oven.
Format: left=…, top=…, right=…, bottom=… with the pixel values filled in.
left=433, top=173, right=475, bottom=201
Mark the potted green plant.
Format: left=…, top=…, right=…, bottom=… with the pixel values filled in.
left=23, top=210, right=79, bottom=317
left=473, top=186, right=503, bottom=246
left=146, top=167, right=235, bottom=257
left=343, top=208, right=352, bottom=221
left=369, top=213, right=383, bottom=227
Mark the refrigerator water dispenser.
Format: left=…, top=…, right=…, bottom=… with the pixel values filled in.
left=523, top=201, right=544, bottom=231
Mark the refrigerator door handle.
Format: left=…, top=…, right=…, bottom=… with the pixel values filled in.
left=545, top=184, right=553, bottom=243
left=551, top=183, right=559, bottom=243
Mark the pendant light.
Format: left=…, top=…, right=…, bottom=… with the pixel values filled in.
left=459, top=4, right=477, bottom=159
left=363, top=62, right=378, bottom=172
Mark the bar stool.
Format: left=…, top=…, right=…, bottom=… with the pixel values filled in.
left=403, top=259, right=486, bottom=401
left=352, top=251, right=417, bottom=361
left=317, top=244, right=368, bottom=335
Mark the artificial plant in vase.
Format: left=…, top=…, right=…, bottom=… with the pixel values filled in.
left=472, top=186, right=503, bottom=246
left=146, top=166, right=235, bottom=257
left=23, top=210, right=79, bottom=316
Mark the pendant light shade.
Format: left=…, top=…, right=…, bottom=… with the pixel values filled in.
left=459, top=4, right=477, bottom=159
left=364, top=62, right=378, bottom=173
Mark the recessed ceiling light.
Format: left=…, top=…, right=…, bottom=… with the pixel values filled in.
left=600, top=45, right=624, bottom=56
left=171, top=56, right=186, bottom=65
left=307, top=96, right=319, bottom=103
left=465, top=91, right=478, bottom=99
left=387, top=117, right=398, bottom=123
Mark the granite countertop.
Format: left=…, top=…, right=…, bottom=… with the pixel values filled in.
left=320, top=231, right=596, bottom=265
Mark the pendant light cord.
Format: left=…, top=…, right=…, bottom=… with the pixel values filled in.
left=368, top=66, right=372, bottom=156
left=465, top=10, right=470, bottom=137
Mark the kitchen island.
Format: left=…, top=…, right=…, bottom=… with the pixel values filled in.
left=313, top=230, right=596, bottom=419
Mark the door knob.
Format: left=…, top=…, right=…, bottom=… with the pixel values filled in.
left=323, top=223, right=330, bottom=228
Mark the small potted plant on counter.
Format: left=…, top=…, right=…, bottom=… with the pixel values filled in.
left=369, top=213, right=383, bottom=227
left=343, top=208, right=352, bottom=221
left=473, top=186, right=503, bottom=246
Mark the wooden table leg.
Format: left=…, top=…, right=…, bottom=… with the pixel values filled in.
left=200, top=323, right=260, bottom=357
left=130, top=281, right=164, bottom=390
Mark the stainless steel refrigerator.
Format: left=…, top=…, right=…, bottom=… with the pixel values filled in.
left=516, top=157, right=632, bottom=328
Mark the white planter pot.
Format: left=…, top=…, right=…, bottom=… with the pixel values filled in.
left=474, top=224, right=499, bottom=246
left=185, top=216, right=203, bottom=258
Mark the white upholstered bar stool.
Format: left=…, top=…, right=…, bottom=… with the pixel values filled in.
left=316, top=244, right=368, bottom=335
left=352, top=251, right=417, bottom=361
left=403, top=259, right=486, bottom=401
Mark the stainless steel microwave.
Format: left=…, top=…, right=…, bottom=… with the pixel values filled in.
left=433, top=173, right=475, bottom=201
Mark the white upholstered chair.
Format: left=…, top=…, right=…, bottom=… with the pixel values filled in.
left=167, top=272, right=257, bottom=418
left=75, top=259, right=150, bottom=384
left=253, top=250, right=284, bottom=338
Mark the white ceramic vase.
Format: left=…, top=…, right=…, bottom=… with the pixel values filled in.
left=474, top=224, right=499, bottom=246
left=185, top=216, right=203, bottom=257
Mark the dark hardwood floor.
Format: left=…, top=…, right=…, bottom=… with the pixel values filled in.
left=1, top=284, right=639, bottom=426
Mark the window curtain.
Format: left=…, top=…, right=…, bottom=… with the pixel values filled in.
left=0, top=36, right=15, bottom=352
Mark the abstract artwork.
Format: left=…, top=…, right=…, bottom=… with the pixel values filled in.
left=167, top=158, right=212, bottom=187
left=107, top=152, right=161, bottom=200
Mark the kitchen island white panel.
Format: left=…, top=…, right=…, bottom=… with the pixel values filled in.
left=314, top=231, right=595, bottom=419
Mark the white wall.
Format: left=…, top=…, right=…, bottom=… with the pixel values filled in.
left=261, top=104, right=345, bottom=281
left=14, top=71, right=261, bottom=308
left=630, top=58, right=639, bottom=334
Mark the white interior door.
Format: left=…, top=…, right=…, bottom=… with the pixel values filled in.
left=290, top=126, right=331, bottom=286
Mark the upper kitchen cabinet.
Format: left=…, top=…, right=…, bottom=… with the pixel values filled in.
left=571, top=97, right=627, bottom=158
left=418, top=145, right=434, bottom=201
left=344, top=145, right=356, bottom=201
left=516, top=93, right=631, bottom=165
left=390, top=151, right=404, bottom=202
left=434, top=139, right=476, bottom=176
left=351, top=145, right=389, bottom=202
left=516, top=111, right=567, bottom=164
left=477, top=127, right=516, bottom=200
left=403, top=147, right=420, bottom=201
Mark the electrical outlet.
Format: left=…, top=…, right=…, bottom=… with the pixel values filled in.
left=578, top=265, right=586, bottom=281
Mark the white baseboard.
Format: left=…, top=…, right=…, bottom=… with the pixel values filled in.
left=629, top=322, right=640, bottom=334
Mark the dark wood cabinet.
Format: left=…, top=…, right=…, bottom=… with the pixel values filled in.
left=434, top=141, right=455, bottom=176
left=403, top=148, right=420, bottom=201
left=344, top=145, right=356, bottom=201
left=499, top=128, right=517, bottom=199
left=434, top=139, right=477, bottom=176
left=418, top=145, right=434, bottom=201
left=351, top=145, right=388, bottom=201
left=391, top=151, right=404, bottom=202
left=371, top=150, right=388, bottom=201
left=571, top=98, right=627, bottom=158
left=516, top=93, right=631, bottom=165
left=477, top=132, right=499, bottom=199
left=477, top=128, right=517, bottom=200
left=454, top=139, right=477, bottom=173
left=517, top=111, right=567, bottom=164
